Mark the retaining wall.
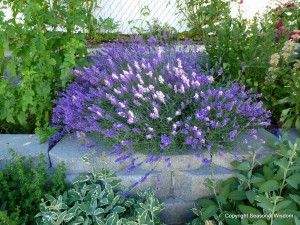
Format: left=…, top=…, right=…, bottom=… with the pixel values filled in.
left=0, top=128, right=287, bottom=225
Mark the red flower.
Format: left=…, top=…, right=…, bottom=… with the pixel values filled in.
left=275, top=5, right=282, bottom=11
left=276, top=28, right=282, bottom=35
left=284, top=2, right=296, bottom=9
left=276, top=20, right=283, bottom=29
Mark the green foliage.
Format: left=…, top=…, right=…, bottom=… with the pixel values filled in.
left=89, top=17, right=120, bottom=43
left=175, top=0, right=231, bottom=39
left=204, top=8, right=284, bottom=90
left=264, top=39, right=300, bottom=132
left=0, top=148, right=67, bottom=225
left=129, top=7, right=178, bottom=42
left=0, top=0, right=97, bottom=135
left=188, top=135, right=300, bottom=225
left=35, top=167, right=163, bottom=225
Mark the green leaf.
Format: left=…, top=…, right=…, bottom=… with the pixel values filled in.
left=283, top=117, right=294, bottom=129
left=201, top=205, right=218, bottom=221
left=263, top=166, right=274, bottom=180
left=286, top=174, right=300, bottom=189
left=112, top=206, right=126, bottom=214
left=237, top=161, right=251, bottom=171
left=106, top=213, right=119, bottom=225
left=276, top=200, right=292, bottom=210
left=94, top=208, right=104, bottom=216
left=228, top=190, right=247, bottom=200
left=257, top=197, right=273, bottom=211
left=251, top=175, right=265, bottom=184
left=236, top=174, right=248, bottom=183
left=259, top=180, right=280, bottom=192
left=79, top=204, right=93, bottom=214
left=295, top=116, right=300, bottom=131
left=238, top=205, right=261, bottom=215
left=216, top=184, right=230, bottom=204
left=196, top=199, right=217, bottom=208
left=289, top=194, right=300, bottom=205
left=246, top=190, right=257, bottom=204
left=253, top=220, right=268, bottom=225
left=275, top=158, right=289, bottom=170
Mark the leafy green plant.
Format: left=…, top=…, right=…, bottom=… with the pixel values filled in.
left=0, top=0, right=98, bottom=135
left=188, top=135, right=300, bottom=225
left=0, top=148, right=67, bottom=225
left=264, top=38, right=300, bottom=131
left=35, top=167, right=163, bottom=225
left=204, top=7, right=285, bottom=89
left=129, top=6, right=177, bottom=41
left=175, top=0, right=231, bottom=39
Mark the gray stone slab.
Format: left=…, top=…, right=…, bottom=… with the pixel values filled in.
left=160, top=197, right=195, bottom=225
left=49, top=135, right=131, bottom=174
left=173, top=166, right=237, bottom=201
left=115, top=168, right=171, bottom=199
left=212, top=128, right=278, bottom=169
left=0, top=134, right=49, bottom=168
left=279, top=128, right=299, bottom=143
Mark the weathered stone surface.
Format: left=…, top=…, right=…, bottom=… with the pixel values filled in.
left=279, top=128, right=299, bottom=143
left=0, top=134, right=49, bottom=168
left=173, top=166, right=237, bottom=201
left=49, top=135, right=131, bottom=174
left=115, top=168, right=172, bottom=199
left=212, top=128, right=278, bottom=169
left=160, top=197, right=195, bottom=225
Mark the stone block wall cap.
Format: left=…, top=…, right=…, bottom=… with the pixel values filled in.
left=0, top=134, right=49, bottom=168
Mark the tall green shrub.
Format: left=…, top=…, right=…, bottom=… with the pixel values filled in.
left=0, top=0, right=97, bottom=135
left=0, top=149, right=67, bottom=225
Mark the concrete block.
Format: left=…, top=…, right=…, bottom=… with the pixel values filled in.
left=212, top=128, right=278, bottom=169
left=173, top=166, right=237, bottom=201
left=160, top=197, right=195, bottom=225
left=279, top=128, right=299, bottom=143
left=115, top=168, right=172, bottom=199
left=0, top=134, right=49, bottom=168
left=49, top=135, right=131, bottom=174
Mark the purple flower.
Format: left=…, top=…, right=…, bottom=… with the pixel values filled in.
left=242, top=65, right=247, bottom=73
left=256, top=152, right=264, bottom=158
left=160, top=134, right=171, bottom=149
left=202, top=158, right=211, bottom=165
left=218, top=67, right=223, bottom=76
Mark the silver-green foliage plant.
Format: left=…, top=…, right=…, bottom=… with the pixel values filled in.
left=35, top=168, right=163, bottom=225
left=188, top=135, right=300, bottom=225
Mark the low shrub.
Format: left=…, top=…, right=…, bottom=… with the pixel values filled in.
left=35, top=168, right=163, bottom=225
left=264, top=38, right=300, bottom=131
left=0, top=149, right=67, bottom=225
left=188, top=135, right=300, bottom=225
left=52, top=36, right=271, bottom=155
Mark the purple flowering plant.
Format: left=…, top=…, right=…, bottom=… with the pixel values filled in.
left=52, top=36, right=271, bottom=155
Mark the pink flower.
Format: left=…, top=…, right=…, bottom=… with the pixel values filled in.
left=239, top=0, right=243, bottom=3
left=276, top=28, right=282, bottom=35
left=276, top=20, right=283, bottom=29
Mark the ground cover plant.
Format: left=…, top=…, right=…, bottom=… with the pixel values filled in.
left=36, top=167, right=163, bottom=225
left=0, top=149, right=67, bottom=225
left=0, top=0, right=98, bottom=137
left=52, top=36, right=271, bottom=155
left=188, top=135, right=300, bottom=225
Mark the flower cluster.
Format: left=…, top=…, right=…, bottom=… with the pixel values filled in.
left=52, top=36, right=271, bottom=154
left=272, top=1, right=299, bottom=42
